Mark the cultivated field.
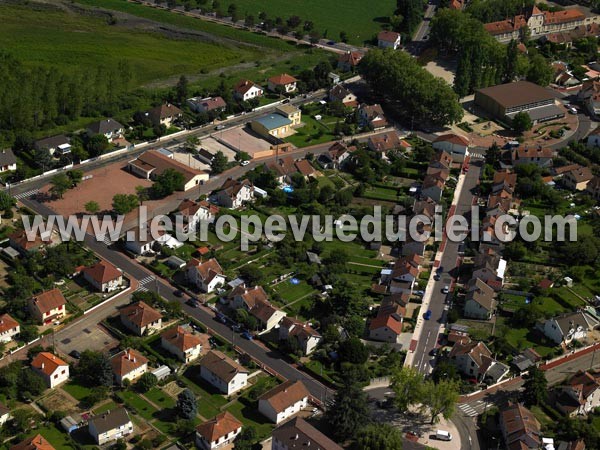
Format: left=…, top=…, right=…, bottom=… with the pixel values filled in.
left=0, top=2, right=254, bottom=84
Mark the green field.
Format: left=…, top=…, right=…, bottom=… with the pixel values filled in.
left=212, top=0, right=396, bottom=45
left=0, top=3, right=252, bottom=84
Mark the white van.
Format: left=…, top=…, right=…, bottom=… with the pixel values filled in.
left=436, top=430, right=452, bottom=441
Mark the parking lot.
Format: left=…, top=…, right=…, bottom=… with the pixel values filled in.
left=56, top=323, right=119, bottom=357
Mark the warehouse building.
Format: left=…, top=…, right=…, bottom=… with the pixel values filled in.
left=475, top=81, right=565, bottom=124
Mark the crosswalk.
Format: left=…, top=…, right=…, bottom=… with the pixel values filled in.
left=136, top=276, right=155, bottom=292
left=14, top=189, right=39, bottom=200
left=469, top=152, right=485, bottom=160
left=458, top=403, right=479, bottom=417
left=103, top=234, right=114, bottom=246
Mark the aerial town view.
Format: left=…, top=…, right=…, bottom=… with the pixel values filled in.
left=3, top=0, right=600, bottom=449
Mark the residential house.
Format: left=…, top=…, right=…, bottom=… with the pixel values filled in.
left=449, top=340, right=509, bottom=383
left=234, top=79, right=264, bottom=102
left=213, top=178, right=255, bottom=209
left=175, top=199, right=219, bottom=233
left=563, top=165, right=594, bottom=191
left=464, top=278, right=496, bottom=320
left=119, top=301, right=163, bottom=336
left=512, top=348, right=542, bottom=372
left=249, top=301, right=287, bottom=332
left=324, top=141, right=354, bottom=169
left=430, top=150, right=453, bottom=171
left=128, top=149, right=209, bottom=191
left=367, top=132, right=403, bottom=154
left=258, top=380, right=310, bottom=424
left=386, top=254, right=422, bottom=294
left=472, top=249, right=507, bottom=289
left=29, top=289, right=66, bottom=325
left=251, top=114, right=293, bottom=138
left=275, top=104, right=302, bottom=126
left=492, top=170, right=517, bottom=195
left=229, top=285, right=285, bottom=332
left=587, top=127, right=600, bottom=147
left=266, top=157, right=315, bottom=184
left=0, top=149, right=17, bottom=173
left=267, top=73, right=298, bottom=93
left=543, top=311, right=600, bottom=345
left=34, top=135, right=70, bottom=156
left=358, top=103, right=388, bottom=129
left=0, top=314, right=19, bottom=343
left=83, top=260, right=123, bottom=293
left=433, top=134, right=470, bottom=160
left=337, top=51, right=363, bottom=72
left=377, top=30, right=402, bottom=49
left=586, top=176, right=600, bottom=201
left=32, top=352, right=69, bottom=388
left=161, top=326, right=209, bottom=363
left=195, top=411, right=242, bottom=450
left=199, top=350, right=249, bottom=395
left=555, top=371, right=600, bottom=416
left=579, top=80, right=600, bottom=117
left=110, top=348, right=149, bottom=386
left=186, top=258, right=226, bottom=293
left=124, top=224, right=172, bottom=255
left=145, top=103, right=182, bottom=128
left=278, top=317, right=322, bottom=355
left=369, top=301, right=405, bottom=343
left=421, top=171, right=446, bottom=203
left=8, top=229, right=53, bottom=255
left=328, top=84, right=358, bottom=107
left=187, top=96, right=227, bottom=114
left=10, top=435, right=56, bottom=450
left=88, top=408, right=134, bottom=446
left=500, top=403, right=542, bottom=450
left=86, top=119, right=124, bottom=141
left=272, top=417, right=343, bottom=450
left=512, top=147, right=554, bottom=168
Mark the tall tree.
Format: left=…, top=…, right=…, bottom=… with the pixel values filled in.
left=390, top=366, right=424, bottom=412
left=112, top=193, right=138, bottom=215
left=324, top=381, right=371, bottom=440
left=526, top=53, right=553, bottom=86
left=177, top=388, right=197, bottom=420
left=84, top=200, right=100, bottom=215
left=152, top=169, right=185, bottom=197
left=175, top=75, right=189, bottom=104
left=135, top=185, right=149, bottom=205
left=211, top=151, right=229, bottom=174
left=421, top=379, right=459, bottom=424
left=512, top=111, right=533, bottom=134
left=354, top=423, right=404, bottom=450
left=50, top=173, right=71, bottom=199
left=523, top=366, right=547, bottom=406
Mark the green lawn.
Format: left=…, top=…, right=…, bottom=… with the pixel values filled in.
left=273, top=280, right=316, bottom=303
left=62, top=382, right=93, bottom=402
left=93, top=401, right=118, bottom=414
left=362, top=186, right=402, bottom=202
left=145, top=387, right=176, bottom=409
left=25, top=424, right=74, bottom=449
left=212, top=0, right=396, bottom=45
left=286, top=116, right=337, bottom=148
left=0, top=3, right=250, bottom=84
left=118, top=390, right=158, bottom=421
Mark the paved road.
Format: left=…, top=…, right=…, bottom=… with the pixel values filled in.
left=411, top=159, right=483, bottom=375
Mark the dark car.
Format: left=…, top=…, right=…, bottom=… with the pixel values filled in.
left=215, top=312, right=227, bottom=324
left=242, top=331, right=253, bottom=340
left=424, top=310, right=432, bottom=320
left=69, top=350, right=81, bottom=359
left=433, top=273, right=441, bottom=281
left=186, top=299, right=200, bottom=308
left=173, top=290, right=184, bottom=297
left=429, top=348, right=439, bottom=356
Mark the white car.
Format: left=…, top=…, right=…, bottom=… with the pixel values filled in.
left=240, top=160, right=250, bottom=166
left=442, top=285, right=450, bottom=294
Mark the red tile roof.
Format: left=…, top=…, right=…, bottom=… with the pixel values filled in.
left=161, top=326, right=208, bottom=353
left=268, top=73, right=298, bottom=86
left=83, top=260, right=122, bottom=284
left=120, top=301, right=162, bottom=328
left=0, top=314, right=19, bottom=334
left=234, top=79, right=261, bottom=95
left=196, top=411, right=242, bottom=442
left=10, top=434, right=56, bottom=450
left=30, top=289, right=66, bottom=314
left=377, top=30, right=401, bottom=43
left=187, top=258, right=224, bottom=283
left=111, top=348, right=148, bottom=377
left=434, top=133, right=469, bottom=146
left=32, top=352, right=68, bottom=377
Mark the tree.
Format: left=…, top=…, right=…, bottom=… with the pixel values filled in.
left=135, top=372, right=158, bottom=393
left=135, top=185, right=149, bottom=205
left=0, top=191, right=16, bottom=211
left=390, top=366, right=424, bottom=412
left=175, top=75, right=189, bottom=104
left=76, top=350, right=113, bottom=387
left=421, top=379, right=459, bottom=424
left=67, top=169, right=84, bottom=186
left=504, top=39, right=519, bottom=82
left=211, top=151, right=229, bottom=174
left=338, top=337, right=369, bottom=364
left=354, top=423, right=403, bottom=450
left=512, top=111, right=533, bottom=134
left=177, top=388, right=197, bottom=419
left=50, top=173, right=71, bottom=199
left=86, top=134, right=109, bottom=157
left=339, top=31, right=348, bottom=43
left=184, top=136, right=199, bottom=153
left=112, top=193, right=138, bottom=215
left=523, top=366, right=547, bottom=406
left=234, top=151, right=250, bottom=162
left=84, top=200, right=100, bottom=215
left=527, top=53, right=553, bottom=87
left=324, top=381, right=371, bottom=440
left=234, top=426, right=257, bottom=450
left=152, top=168, right=185, bottom=197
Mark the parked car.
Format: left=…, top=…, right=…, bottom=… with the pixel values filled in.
left=424, top=310, right=432, bottom=320
left=240, top=160, right=250, bottom=166
left=242, top=331, right=253, bottom=340
left=442, top=285, right=450, bottom=294
left=173, top=290, right=184, bottom=297
left=69, top=350, right=81, bottom=359
left=215, top=312, right=227, bottom=324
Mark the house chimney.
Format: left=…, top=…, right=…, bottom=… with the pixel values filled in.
left=41, top=362, right=45, bottom=370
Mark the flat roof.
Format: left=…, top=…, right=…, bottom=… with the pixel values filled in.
left=476, top=81, right=555, bottom=109
left=506, top=104, right=564, bottom=121
left=253, top=114, right=292, bottom=130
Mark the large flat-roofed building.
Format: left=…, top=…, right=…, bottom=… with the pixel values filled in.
left=250, top=114, right=293, bottom=139
left=475, top=81, right=564, bottom=124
